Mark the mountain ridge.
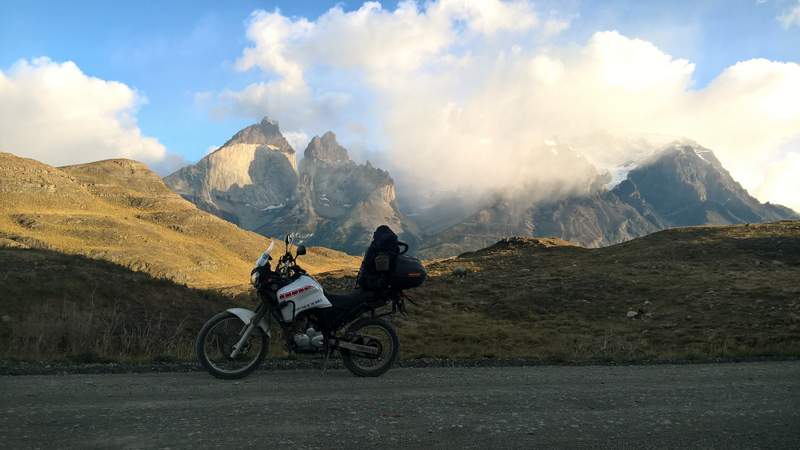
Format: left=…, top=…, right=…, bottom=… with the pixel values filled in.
left=164, top=118, right=419, bottom=255
left=162, top=117, right=796, bottom=258
left=0, top=152, right=358, bottom=289
left=417, top=142, right=798, bottom=257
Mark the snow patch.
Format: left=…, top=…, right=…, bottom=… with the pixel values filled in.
left=605, top=161, right=638, bottom=189
left=693, top=148, right=712, bottom=164
left=261, top=203, right=285, bottom=211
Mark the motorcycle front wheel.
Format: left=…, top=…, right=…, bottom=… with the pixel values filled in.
left=196, top=311, right=268, bottom=379
left=341, top=317, right=399, bottom=377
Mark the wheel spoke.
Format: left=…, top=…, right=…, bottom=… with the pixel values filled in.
left=201, top=316, right=265, bottom=375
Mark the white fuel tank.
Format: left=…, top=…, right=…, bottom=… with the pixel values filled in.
left=276, top=275, right=332, bottom=322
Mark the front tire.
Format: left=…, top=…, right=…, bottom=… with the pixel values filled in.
left=341, top=318, right=399, bottom=377
left=196, top=312, right=268, bottom=380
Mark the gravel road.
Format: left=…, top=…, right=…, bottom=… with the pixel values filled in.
left=2, top=362, right=799, bottom=449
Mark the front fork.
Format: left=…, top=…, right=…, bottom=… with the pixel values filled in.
left=230, top=302, right=269, bottom=359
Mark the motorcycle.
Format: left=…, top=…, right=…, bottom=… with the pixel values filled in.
left=196, top=233, right=423, bottom=379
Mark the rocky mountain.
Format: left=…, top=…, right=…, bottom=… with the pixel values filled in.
left=164, top=118, right=299, bottom=230
left=418, top=142, right=798, bottom=257
left=164, top=118, right=795, bottom=258
left=259, top=131, right=418, bottom=252
left=165, top=119, right=418, bottom=255
left=0, top=152, right=358, bottom=289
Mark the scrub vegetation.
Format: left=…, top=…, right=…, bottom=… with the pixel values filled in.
left=4, top=221, right=797, bottom=364
left=381, top=220, right=800, bottom=362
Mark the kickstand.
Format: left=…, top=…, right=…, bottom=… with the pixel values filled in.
left=322, top=348, right=331, bottom=376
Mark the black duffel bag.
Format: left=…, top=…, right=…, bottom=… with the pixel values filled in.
left=357, top=225, right=425, bottom=291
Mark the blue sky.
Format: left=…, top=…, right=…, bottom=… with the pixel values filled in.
left=0, top=1, right=372, bottom=160
left=2, top=0, right=797, bottom=162
left=1, top=0, right=799, bottom=209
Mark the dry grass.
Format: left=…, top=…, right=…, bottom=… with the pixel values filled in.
left=0, top=152, right=358, bottom=292
left=7, top=300, right=196, bottom=362
left=321, top=221, right=800, bottom=362
left=0, top=248, right=236, bottom=362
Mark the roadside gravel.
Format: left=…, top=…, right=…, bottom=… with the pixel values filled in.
left=2, top=355, right=798, bottom=376
left=1, top=362, right=799, bottom=449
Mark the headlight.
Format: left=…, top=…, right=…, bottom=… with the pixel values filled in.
left=250, top=270, right=260, bottom=286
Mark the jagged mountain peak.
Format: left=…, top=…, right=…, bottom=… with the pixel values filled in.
left=418, top=139, right=797, bottom=257
left=261, top=116, right=279, bottom=126
left=304, top=131, right=349, bottom=163
left=222, top=116, right=294, bottom=154
left=650, top=141, right=724, bottom=169
left=163, top=117, right=302, bottom=229
left=163, top=119, right=417, bottom=255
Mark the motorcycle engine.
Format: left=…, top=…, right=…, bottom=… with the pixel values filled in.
left=293, top=327, right=324, bottom=350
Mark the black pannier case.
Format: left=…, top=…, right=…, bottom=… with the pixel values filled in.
left=389, top=254, right=426, bottom=289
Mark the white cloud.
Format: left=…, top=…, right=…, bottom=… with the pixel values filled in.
left=283, top=131, right=310, bottom=153
left=778, top=2, right=800, bottom=28
left=0, top=57, right=169, bottom=169
left=204, top=0, right=543, bottom=131
left=756, top=151, right=800, bottom=211
left=211, top=1, right=800, bottom=211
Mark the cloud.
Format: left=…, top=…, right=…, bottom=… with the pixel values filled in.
left=211, top=1, right=800, bottom=211
left=755, top=151, right=800, bottom=211
left=203, top=0, right=543, bottom=131
left=283, top=131, right=310, bottom=153
left=0, top=57, right=170, bottom=170
left=778, top=2, right=800, bottom=28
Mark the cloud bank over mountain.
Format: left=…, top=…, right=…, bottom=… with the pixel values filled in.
left=0, top=57, right=176, bottom=171
left=208, top=0, right=800, bottom=211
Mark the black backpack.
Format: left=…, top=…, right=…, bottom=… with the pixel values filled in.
left=357, top=225, right=406, bottom=290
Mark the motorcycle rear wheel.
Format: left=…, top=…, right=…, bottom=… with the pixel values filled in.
left=196, top=312, right=268, bottom=379
left=341, top=317, right=399, bottom=377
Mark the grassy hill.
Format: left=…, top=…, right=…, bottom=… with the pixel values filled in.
left=0, top=152, right=358, bottom=291
left=326, top=221, right=800, bottom=361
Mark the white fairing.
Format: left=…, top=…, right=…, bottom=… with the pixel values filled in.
left=226, top=308, right=270, bottom=336
left=277, top=275, right=332, bottom=322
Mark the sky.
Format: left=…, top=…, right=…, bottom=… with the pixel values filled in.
left=1, top=0, right=799, bottom=209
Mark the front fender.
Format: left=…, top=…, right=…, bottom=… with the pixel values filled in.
left=226, top=308, right=271, bottom=337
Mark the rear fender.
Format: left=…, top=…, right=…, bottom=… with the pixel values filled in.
left=226, top=308, right=271, bottom=337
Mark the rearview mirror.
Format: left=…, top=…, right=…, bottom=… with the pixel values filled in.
left=296, top=245, right=307, bottom=256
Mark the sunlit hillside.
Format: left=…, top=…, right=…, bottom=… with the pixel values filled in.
left=0, top=152, right=359, bottom=290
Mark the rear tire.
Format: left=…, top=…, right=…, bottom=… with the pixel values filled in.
left=196, top=312, right=268, bottom=380
left=341, top=318, right=399, bottom=377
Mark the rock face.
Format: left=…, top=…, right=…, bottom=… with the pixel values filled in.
left=165, top=119, right=417, bottom=255
left=304, top=131, right=349, bottom=163
left=222, top=117, right=297, bottom=168
left=164, top=118, right=298, bottom=230
left=418, top=142, right=798, bottom=257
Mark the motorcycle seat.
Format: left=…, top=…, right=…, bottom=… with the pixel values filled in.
left=324, top=289, right=374, bottom=310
